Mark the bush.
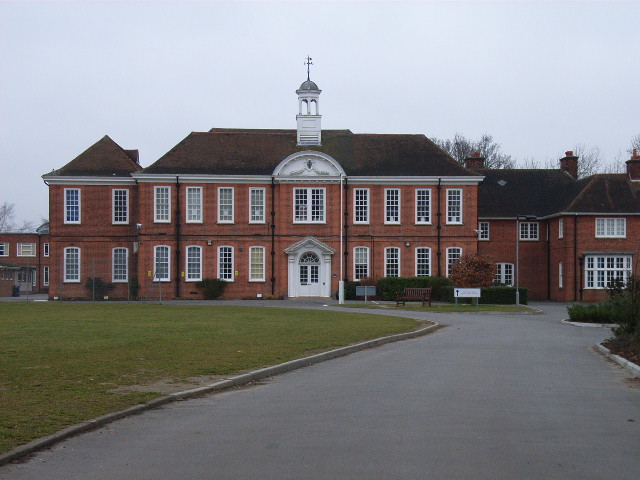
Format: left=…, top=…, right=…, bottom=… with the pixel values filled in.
left=376, top=276, right=453, bottom=301
left=85, top=277, right=114, bottom=300
left=450, top=254, right=496, bottom=288
left=129, top=276, right=140, bottom=300
left=195, top=278, right=228, bottom=299
left=567, top=303, right=617, bottom=324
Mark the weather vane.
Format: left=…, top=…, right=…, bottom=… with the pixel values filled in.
left=304, top=55, right=313, bottom=81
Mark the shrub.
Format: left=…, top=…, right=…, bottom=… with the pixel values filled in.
left=129, top=276, right=140, bottom=300
left=85, top=277, right=114, bottom=300
left=376, top=276, right=453, bottom=301
left=450, top=254, right=496, bottom=288
left=441, top=286, right=527, bottom=305
left=195, top=278, right=228, bottom=299
left=567, top=303, right=617, bottom=324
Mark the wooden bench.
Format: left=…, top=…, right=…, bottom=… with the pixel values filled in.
left=396, top=287, right=432, bottom=307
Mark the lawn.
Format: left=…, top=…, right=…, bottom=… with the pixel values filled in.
left=0, top=303, right=419, bottom=453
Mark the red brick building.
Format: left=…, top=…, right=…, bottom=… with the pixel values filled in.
left=14, top=77, right=638, bottom=302
left=0, top=224, right=50, bottom=296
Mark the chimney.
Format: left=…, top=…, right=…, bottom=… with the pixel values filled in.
left=464, top=151, right=485, bottom=170
left=560, top=150, right=578, bottom=179
left=626, top=148, right=640, bottom=180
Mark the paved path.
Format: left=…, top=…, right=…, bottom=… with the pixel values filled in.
left=2, top=302, right=639, bottom=479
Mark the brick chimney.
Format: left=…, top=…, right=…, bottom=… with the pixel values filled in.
left=464, top=152, right=485, bottom=170
left=560, top=150, right=579, bottom=179
left=626, top=148, right=640, bottom=180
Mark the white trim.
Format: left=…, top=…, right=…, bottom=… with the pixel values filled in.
left=478, top=221, right=490, bottom=240
left=446, top=188, right=463, bottom=225
left=384, top=246, right=401, bottom=277
left=154, top=186, right=171, bottom=223
left=112, top=188, right=129, bottom=225
left=353, top=188, right=370, bottom=224
left=43, top=176, right=137, bottom=185
left=64, top=188, right=81, bottom=224
left=293, top=187, right=326, bottom=223
left=217, top=245, right=234, bottom=281
left=446, top=247, right=463, bottom=277
left=153, top=245, right=171, bottom=282
left=17, top=243, right=36, bottom=257
left=185, top=245, right=203, bottom=282
left=595, top=217, right=626, bottom=238
left=217, top=187, right=235, bottom=224
left=249, top=187, right=266, bottom=224
left=112, top=247, right=129, bottom=283
left=353, top=246, right=370, bottom=280
left=415, top=246, right=432, bottom=277
left=384, top=188, right=401, bottom=225
left=186, top=186, right=203, bottom=224
left=415, top=188, right=432, bottom=224
left=249, top=246, right=266, bottom=282
left=64, top=246, right=81, bottom=283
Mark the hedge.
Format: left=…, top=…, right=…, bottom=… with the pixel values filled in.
left=441, top=286, right=528, bottom=305
left=346, top=276, right=453, bottom=301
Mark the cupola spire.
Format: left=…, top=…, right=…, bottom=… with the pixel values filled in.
left=296, top=56, right=322, bottom=146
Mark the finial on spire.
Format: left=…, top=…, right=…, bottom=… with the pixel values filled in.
left=304, top=55, right=313, bottom=81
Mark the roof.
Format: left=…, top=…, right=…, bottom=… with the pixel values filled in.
left=142, top=129, right=473, bottom=177
left=298, top=80, right=320, bottom=91
left=44, top=136, right=142, bottom=177
left=477, top=168, right=640, bottom=218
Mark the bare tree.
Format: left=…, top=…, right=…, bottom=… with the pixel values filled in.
left=433, top=133, right=516, bottom=169
left=628, top=133, right=640, bottom=155
left=571, top=144, right=605, bottom=178
left=0, top=202, right=35, bottom=232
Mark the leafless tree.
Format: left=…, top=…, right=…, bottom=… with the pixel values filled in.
left=433, top=133, right=516, bottom=169
left=628, top=133, right=640, bottom=155
left=0, top=202, right=35, bottom=232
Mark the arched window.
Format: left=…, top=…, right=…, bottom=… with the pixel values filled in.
left=299, top=252, right=320, bottom=264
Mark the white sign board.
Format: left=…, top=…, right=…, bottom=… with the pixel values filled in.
left=454, top=288, right=481, bottom=298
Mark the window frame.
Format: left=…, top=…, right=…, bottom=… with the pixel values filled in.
left=249, top=246, right=265, bottom=282
left=353, top=246, right=370, bottom=280
left=595, top=218, right=626, bottom=238
left=0, top=242, right=8, bottom=256
left=354, top=188, right=370, bottom=224
left=112, top=247, right=129, bottom=283
left=558, top=218, right=564, bottom=239
left=446, top=247, right=462, bottom=277
left=17, top=243, right=36, bottom=257
left=112, top=188, right=129, bottom=224
left=478, top=222, right=490, bottom=241
left=153, top=245, right=171, bottom=282
left=64, top=246, right=81, bottom=283
left=154, top=186, right=171, bottom=223
left=64, top=188, right=81, bottom=224
left=446, top=188, right=463, bottom=225
left=186, top=186, right=203, bottom=224
left=494, top=262, right=514, bottom=286
left=558, top=262, right=563, bottom=289
left=585, top=254, right=633, bottom=289
left=415, top=189, right=431, bottom=224
left=384, top=246, right=400, bottom=277
left=384, top=188, right=401, bottom=225
left=249, top=187, right=266, bottom=224
left=185, top=245, right=202, bottom=282
left=43, top=242, right=50, bottom=257
left=519, top=221, right=539, bottom=241
left=43, top=265, right=50, bottom=286
left=217, top=245, right=234, bottom=281
left=293, top=187, right=326, bottom=223
left=415, top=247, right=431, bottom=277
left=217, top=187, right=235, bottom=223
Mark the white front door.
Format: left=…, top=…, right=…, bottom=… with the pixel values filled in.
left=298, top=252, right=322, bottom=296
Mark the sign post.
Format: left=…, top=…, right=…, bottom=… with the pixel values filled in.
left=356, top=285, right=376, bottom=303
left=453, top=288, right=481, bottom=308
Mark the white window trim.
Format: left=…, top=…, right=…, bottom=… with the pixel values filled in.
left=446, top=188, right=463, bottom=225
left=217, top=245, right=235, bottom=282
left=384, top=188, right=401, bottom=225
left=185, top=245, right=203, bottom=282
left=17, top=243, right=36, bottom=257
left=43, top=265, right=50, bottom=286
left=293, top=187, right=326, bottom=224
left=64, top=188, right=81, bottom=224
left=154, top=186, right=171, bottom=223
left=112, top=188, right=129, bottom=225
left=153, top=245, right=171, bottom=282
left=249, top=246, right=266, bottom=282
left=415, top=189, right=432, bottom=225
left=446, top=247, right=463, bottom=277
left=354, top=188, right=370, bottom=225
left=384, top=246, right=401, bottom=277
left=353, top=246, right=370, bottom=280
left=519, top=222, right=539, bottom=241
left=494, top=262, right=514, bottom=286
left=478, top=222, right=490, bottom=241
left=585, top=254, right=633, bottom=289
left=0, top=242, right=8, bottom=256
left=64, top=246, right=81, bottom=283
left=415, top=246, right=432, bottom=277
left=186, top=187, right=203, bottom=224
left=559, top=262, right=563, bottom=289
left=558, top=218, right=564, bottom=239
left=218, top=187, right=235, bottom=224
left=249, top=187, right=266, bottom=224
left=43, top=242, right=50, bottom=257
left=595, top=218, right=626, bottom=238
left=112, top=247, right=129, bottom=283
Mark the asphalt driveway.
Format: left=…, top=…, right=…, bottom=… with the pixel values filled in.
left=1, top=302, right=638, bottom=479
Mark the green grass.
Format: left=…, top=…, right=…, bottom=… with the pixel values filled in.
left=0, top=303, right=419, bottom=453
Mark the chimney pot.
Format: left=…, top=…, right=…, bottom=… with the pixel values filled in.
left=565, top=150, right=574, bottom=157
left=464, top=153, right=485, bottom=170
left=560, top=150, right=579, bottom=179
left=626, top=150, right=640, bottom=180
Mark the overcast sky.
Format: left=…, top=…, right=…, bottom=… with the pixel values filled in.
left=1, top=0, right=639, bottom=225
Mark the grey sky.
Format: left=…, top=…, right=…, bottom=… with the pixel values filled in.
left=2, top=0, right=639, bottom=225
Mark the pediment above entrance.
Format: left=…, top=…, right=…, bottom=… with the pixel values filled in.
left=284, top=236, right=336, bottom=255
left=273, top=151, right=345, bottom=181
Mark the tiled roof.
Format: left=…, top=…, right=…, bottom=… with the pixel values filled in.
left=142, top=129, right=472, bottom=177
left=45, top=136, right=142, bottom=177
left=477, top=168, right=640, bottom=218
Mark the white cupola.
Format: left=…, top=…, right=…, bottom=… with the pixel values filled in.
left=296, top=57, right=322, bottom=146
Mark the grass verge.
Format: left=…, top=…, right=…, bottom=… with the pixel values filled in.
left=0, top=303, right=419, bottom=453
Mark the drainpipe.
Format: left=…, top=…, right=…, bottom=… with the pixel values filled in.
left=271, top=177, right=276, bottom=296
left=343, top=177, right=349, bottom=283
left=436, top=178, right=442, bottom=277
left=546, top=219, right=551, bottom=300
left=338, top=173, right=345, bottom=304
left=573, top=214, right=578, bottom=301
left=175, top=177, right=180, bottom=298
